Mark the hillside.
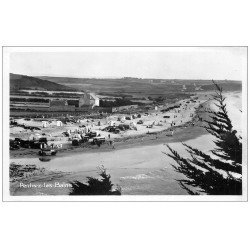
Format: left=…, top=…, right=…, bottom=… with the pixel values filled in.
left=39, top=76, right=242, bottom=86
left=38, top=76, right=242, bottom=97
left=10, top=73, right=77, bottom=92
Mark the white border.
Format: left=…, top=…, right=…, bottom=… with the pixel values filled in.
left=2, top=46, right=248, bottom=202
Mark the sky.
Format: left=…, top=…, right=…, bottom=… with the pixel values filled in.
left=9, top=47, right=247, bottom=80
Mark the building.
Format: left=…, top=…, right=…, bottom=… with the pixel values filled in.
left=50, top=99, right=68, bottom=107
left=79, top=92, right=100, bottom=108
left=49, top=99, right=75, bottom=111
left=10, top=93, right=100, bottom=112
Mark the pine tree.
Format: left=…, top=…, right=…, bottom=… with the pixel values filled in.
left=165, top=81, right=242, bottom=195
left=69, top=166, right=121, bottom=195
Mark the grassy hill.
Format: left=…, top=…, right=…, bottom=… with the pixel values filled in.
left=38, top=76, right=242, bottom=97
left=39, top=76, right=242, bottom=85
left=10, top=73, right=77, bottom=92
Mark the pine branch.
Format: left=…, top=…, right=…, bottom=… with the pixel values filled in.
left=164, top=80, right=242, bottom=195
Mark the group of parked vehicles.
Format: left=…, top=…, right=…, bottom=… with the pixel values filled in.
left=71, top=131, right=106, bottom=146
left=10, top=137, right=48, bottom=150
left=10, top=137, right=58, bottom=156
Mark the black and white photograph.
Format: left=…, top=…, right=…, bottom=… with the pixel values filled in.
left=2, top=46, right=247, bottom=201
left=1, top=1, right=250, bottom=250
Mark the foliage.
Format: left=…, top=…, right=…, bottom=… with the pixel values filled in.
left=165, top=81, right=242, bottom=195
left=69, top=166, right=121, bottom=195
left=10, top=163, right=45, bottom=182
left=100, top=98, right=139, bottom=107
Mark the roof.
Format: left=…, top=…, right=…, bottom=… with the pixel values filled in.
left=50, top=100, right=67, bottom=106
left=89, top=93, right=99, bottom=100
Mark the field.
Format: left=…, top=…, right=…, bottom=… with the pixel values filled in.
left=38, top=76, right=242, bottom=99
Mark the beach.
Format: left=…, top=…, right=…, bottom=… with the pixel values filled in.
left=10, top=93, right=209, bottom=159
left=9, top=91, right=242, bottom=195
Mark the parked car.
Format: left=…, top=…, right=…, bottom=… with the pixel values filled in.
left=86, top=131, right=97, bottom=138
left=118, top=124, right=130, bottom=131
left=39, top=137, right=47, bottom=144
left=20, top=139, right=31, bottom=148
left=29, top=140, right=44, bottom=149
left=9, top=139, right=20, bottom=150
left=14, top=138, right=31, bottom=148
left=38, top=148, right=57, bottom=156
left=107, top=127, right=120, bottom=133
left=81, top=135, right=89, bottom=142
left=72, top=139, right=80, bottom=146
left=72, top=135, right=90, bottom=146
left=93, top=136, right=106, bottom=144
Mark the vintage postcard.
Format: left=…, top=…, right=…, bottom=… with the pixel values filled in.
left=2, top=46, right=247, bottom=201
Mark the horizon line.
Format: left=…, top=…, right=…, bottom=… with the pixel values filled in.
left=10, top=72, right=242, bottom=82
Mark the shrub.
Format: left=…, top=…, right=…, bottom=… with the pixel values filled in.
left=69, top=166, right=121, bottom=195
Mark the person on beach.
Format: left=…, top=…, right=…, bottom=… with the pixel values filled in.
left=110, top=140, right=115, bottom=149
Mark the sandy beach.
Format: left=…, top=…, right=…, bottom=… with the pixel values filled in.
left=9, top=91, right=242, bottom=195
left=10, top=93, right=210, bottom=159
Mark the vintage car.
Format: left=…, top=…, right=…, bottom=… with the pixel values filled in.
left=72, top=135, right=90, bottom=146
left=38, top=148, right=57, bottom=156
left=106, top=126, right=120, bottom=134
left=86, top=131, right=97, bottom=138
left=92, top=136, right=106, bottom=144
